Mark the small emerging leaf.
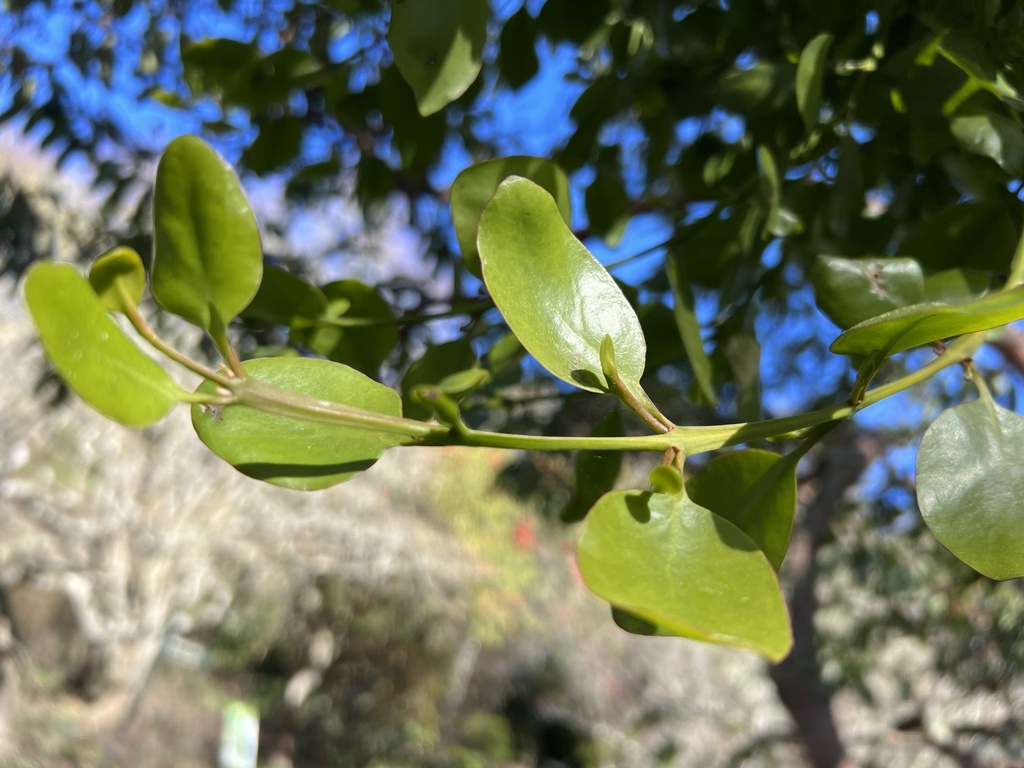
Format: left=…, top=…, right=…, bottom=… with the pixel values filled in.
left=25, top=263, right=187, bottom=427
left=89, top=246, right=146, bottom=314
left=918, top=398, right=1024, bottom=580
left=192, top=357, right=403, bottom=491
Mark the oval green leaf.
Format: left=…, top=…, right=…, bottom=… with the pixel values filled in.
left=24, top=262, right=187, bottom=427
left=191, top=357, right=403, bottom=491
left=152, top=135, right=263, bottom=334
left=830, top=284, right=1024, bottom=357
left=451, top=156, right=571, bottom=278
left=88, top=246, right=146, bottom=314
left=388, top=0, right=487, bottom=116
left=917, top=398, right=1024, bottom=580
left=796, top=33, right=833, bottom=131
left=478, top=176, right=647, bottom=394
left=577, top=490, right=792, bottom=661
left=810, top=255, right=924, bottom=330
left=685, top=449, right=797, bottom=571
left=950, top=110, right=1024, bottom=175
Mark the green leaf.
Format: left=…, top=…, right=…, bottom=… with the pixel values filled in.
left=240, top=266, right=328, bottom=329
left=949, top=110, right=1024, bottom=175
left=24, top=263, right=187, bottom=427
left=686, top=449, right=797, bottom=571
left=918, top=398, right=1024, bottom=579
left=758, top=145, right=803, bottom=238
left=577, top=489, right=792, bottom=660
left=191, top=357, right=402, bottom=491
left=560, top=411, right=624, bottom=523
left=388, top=0, right=487, bottom=116
left=477, top=176, right=647, bottom=394
left=810, top=255, right=925, bottom=330
left=451, top=156, right=571, bottom=278
left=922, top=268, right=995, bottom=302
left=666, top=256, right=717, bottom=405
left=88, top=246, right=146, bottom=314
left=243, top=116, right=304, bottom=175
left=302, top=280, right=398, bottom=376
left=830, top=284, right=1024, bottom=357
left=498, top=7, right=539, bottom=89
left=402, top=338, right=477, bottom=420
left=152, top=136, right=263, bottom=337
left=796, top=33, right=833, bottom=131
left=585, top=174, right=630, bottom=246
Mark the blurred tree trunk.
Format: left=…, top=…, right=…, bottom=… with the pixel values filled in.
left=770, top=432, right=881, bottom=768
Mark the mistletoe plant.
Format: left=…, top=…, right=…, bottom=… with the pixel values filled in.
left=24, top=135, right=1024, bottom=662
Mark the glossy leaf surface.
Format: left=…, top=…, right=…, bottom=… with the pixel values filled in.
left=88, top=246, right=146, bottom=313
left=25, top=263, right=186, bottom=427
left=796, top=34, right=832, bottom=131
left=686, top=449, right=797, bottom=570
left=451, top=156, right=571, bottom=278
left=830, top=285, right=1024, bottom=357
left=152, top=135, right=262, bottom=333
left=810, top=255, right=924, bottom=330
left=478, top=176, right=647, bottom=394
left=577, top=488, right=792, bottom=660
left=388, top=0, right=487, bottom=116
left=192, top=357, right=402, bottom=491
left=917, top=398, right=1024, bottom=580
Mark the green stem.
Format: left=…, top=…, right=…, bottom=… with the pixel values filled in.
left=219, top=330, right=987, bottom=457
left=121, top=293, right=234, bottom=388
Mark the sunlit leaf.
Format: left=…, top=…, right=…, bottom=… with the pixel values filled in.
left=577, top=487, right=792, bottom=660
left=451, top=156, right=571, bottom=278
left=88, top=246, right=146, bottom=314
left=830, top=284, right=1024, bottom=357
left=686, top=449, right=797, bottom=570
left=25, top=263, right=187, bottom=427
left=918, top=397, right=1024, bottom=579
left=796, top=33, right=833, bottom=131
left=152, top=136, right=263, bottom=337
left=810, top=255, right=924, bottom=330
left=192, top=357, right=403, bottom=491
left=478, top=176, right=647, bottom=395
left=388, top=0, right=487, bottom=116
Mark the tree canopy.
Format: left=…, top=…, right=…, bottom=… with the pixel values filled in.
left=8, top=0, right=1024, bottom=762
